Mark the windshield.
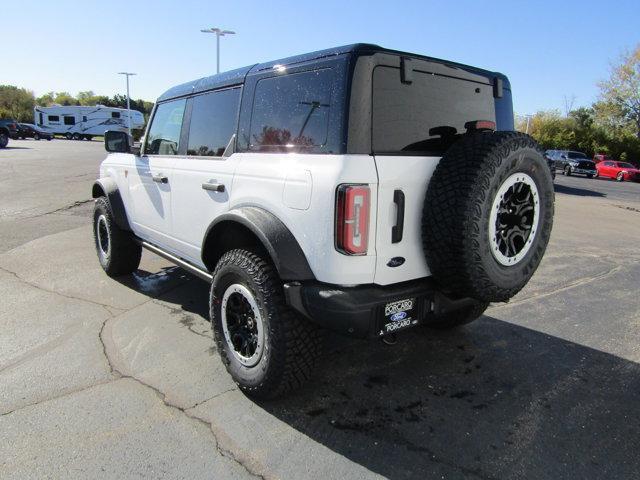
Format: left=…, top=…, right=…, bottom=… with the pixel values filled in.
left=568, top=152, right=588, bottom=159
left=618, top=162, right=635, bottom=169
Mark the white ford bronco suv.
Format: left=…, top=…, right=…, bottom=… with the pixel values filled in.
left=93, top=44, right=554, bottom=398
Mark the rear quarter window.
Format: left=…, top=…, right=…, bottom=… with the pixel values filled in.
left=248, top=69, right=333, bottom=152
left=372, top=66, right=497, bottom=155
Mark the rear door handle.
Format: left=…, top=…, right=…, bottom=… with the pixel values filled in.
left=152, top=174, right=168, bottom=184
left=202, top=182, right=225, bottom=193
left=392, top=189, right=405, bottom=243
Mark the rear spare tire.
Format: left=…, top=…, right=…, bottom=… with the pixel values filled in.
left=422, top=131, right=554, bottom=302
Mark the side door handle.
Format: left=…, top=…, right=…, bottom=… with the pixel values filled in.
left=202, top=182, right=225, bottom=193
left=392, top=189, right=405, bottom=243
left=152, top=173, right=168, bottom=184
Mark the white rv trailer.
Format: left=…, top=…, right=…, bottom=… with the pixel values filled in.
left=34, top=105, right=145, bottom=140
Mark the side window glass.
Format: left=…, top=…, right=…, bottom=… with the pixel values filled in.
left=48, top=115, right=60, bottom=124
left=249, top=69, right=333, bottom=151
left=145, top=99, right=186, bottom=155
left=64, top=116, right=75, bottom=126
left=112, top=112, right=121, bottom=119
left=187, top=88, right=240, bottom=156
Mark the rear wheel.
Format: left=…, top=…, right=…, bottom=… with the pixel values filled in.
left=564, top=166, right=572, bottom=176
left=65, top=133, right=73, bottom=140
left=422, top=132, right=554, bottom=303
left=587, top=174, right=593, bottom=178
left=0, top=132, right=8, bottom=148
left=72, top=133, right=81, bottom=141
left=210, top=249, right=322, bottom=399
left=85, top=135, right=93, bottom=141
left=34, top=133, right=40, bottom=141
left=93, top=197, right=141, bottom=276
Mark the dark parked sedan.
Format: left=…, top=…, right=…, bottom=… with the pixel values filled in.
left=18, top=123, right=54, bottom=141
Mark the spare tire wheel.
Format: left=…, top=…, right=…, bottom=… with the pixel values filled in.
left=422, top=131, right=554, bottom=303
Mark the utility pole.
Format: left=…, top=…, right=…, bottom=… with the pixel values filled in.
left=118, top=72, right=136, bottom=138
left=200, top=27, right=236, bottom=73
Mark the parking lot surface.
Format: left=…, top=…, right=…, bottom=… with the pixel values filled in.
left=1, top=140, right=640, bottom=479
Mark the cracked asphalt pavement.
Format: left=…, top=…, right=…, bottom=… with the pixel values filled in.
left=1, top=140, right=640, bottom=479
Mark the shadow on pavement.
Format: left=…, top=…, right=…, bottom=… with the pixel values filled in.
left=117, top=270, right=640, bottom=479
left=554, top=183, right=605, bottom=198
left=258, top=317, right=640, bottom=479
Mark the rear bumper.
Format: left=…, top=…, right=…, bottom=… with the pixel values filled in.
left=284, top=278, right=477, bottom=338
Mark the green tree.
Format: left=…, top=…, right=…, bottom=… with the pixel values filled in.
left=0, top=85, right=36, bottom=122
left=53, top=91, right=78, bottom=106
left=598, top=45, right=640, bottom=138
left=35, top=91, right=56, bottom=106
left=77, top=90, right=101, bottom=106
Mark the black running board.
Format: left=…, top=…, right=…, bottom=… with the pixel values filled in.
left=136, top=239, right=213, bottom=283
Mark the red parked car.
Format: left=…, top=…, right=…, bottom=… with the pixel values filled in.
left=595, top=160, right=640, bottom=182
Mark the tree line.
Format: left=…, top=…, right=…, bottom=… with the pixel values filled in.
left=516, top=45, right=640, bottom=165
left=0, top=86, right=154, bottom=124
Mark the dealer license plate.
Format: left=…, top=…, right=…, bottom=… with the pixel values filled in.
left=380, top=298, right=419, bottom=336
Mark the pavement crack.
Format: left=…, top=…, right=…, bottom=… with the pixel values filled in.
left=0, top=265, right=123, bottom=312
left=97, top=312, right=264, bottom=478
left=491, top=262, right=625, bottom=310
left=0, top=379, right=116, bottom=417
left=23, top=199, right=93, bottom=219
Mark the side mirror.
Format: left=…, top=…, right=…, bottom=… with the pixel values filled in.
left=104, top=130, right=140, bottom=155
left=561, top=154, right=567, bottom=159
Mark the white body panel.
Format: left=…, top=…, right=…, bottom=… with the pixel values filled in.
left=372, top=155, right=440, bottom=285
left=35, top=105, right=144, bottom=136
left=99, top=152, right=437, bottom=287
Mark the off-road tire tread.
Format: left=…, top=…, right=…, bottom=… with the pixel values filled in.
left=422, top=131, right=553, bottom=302
left=426, top=301, right=490, bottom=330
left=210, top=249, right=322, bottom=399
left=93, top=197, right=141, bottom=276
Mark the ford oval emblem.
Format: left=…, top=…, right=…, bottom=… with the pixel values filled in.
left=390, top=311, right=407, bottom=322
left=387, top=257, right=405, bottom=268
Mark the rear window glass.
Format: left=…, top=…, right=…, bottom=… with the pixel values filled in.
left=187, top=87, right=240, bottom=156
left=372, top=66, right=496, bottom=155
left=145, top=99, right=186, bottom=155
left=249, top=69, right=333, bottom=151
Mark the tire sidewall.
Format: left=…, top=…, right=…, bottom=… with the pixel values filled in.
left=210, top=263, right=276, bottom=388
left=471, top=146, right=554, bottom=294
left=93, top=199, right=113, bottom=270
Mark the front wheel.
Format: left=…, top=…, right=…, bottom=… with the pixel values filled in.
left=564, top=166, right=572, bottom=176
left=616, top=172, right=624, bottom=182
left=34, top=133, right=40, bottom=141
left=93, top=197, right=141, bottom=276
left=587, top=174, right=593, bottom=179
left=0, top=133, right=8, bottom=148
left=210, top=249, right=322, bottom=399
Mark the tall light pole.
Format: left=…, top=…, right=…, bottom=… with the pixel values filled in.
left=200, top=27, right=236, bottom=73
left=118, top=72, right=136, bottom=138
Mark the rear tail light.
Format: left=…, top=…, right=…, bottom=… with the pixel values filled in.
left=336, top=184, right=370, bottom=255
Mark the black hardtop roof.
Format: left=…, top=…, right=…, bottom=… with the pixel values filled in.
left=157, top=43, right=509, bottom=102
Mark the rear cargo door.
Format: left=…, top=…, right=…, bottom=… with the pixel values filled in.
left=371, top=64, right=497, bottom=285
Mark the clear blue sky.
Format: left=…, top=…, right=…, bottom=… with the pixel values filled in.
left=2, top=0, right=638, bottom=115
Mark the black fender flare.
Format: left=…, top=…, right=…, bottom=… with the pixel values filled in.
left=91, top=177, right=131, bottom=231
left=202, top=206, right=315, bottom=281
